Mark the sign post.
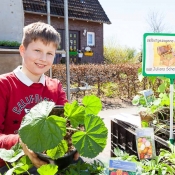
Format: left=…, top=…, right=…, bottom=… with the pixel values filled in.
left=143, top=33, right=175, bottom=144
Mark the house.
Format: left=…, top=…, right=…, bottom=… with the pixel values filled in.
left=0, top=0, right=111, bottom=64
left=23, top=0, right=111, bottom=64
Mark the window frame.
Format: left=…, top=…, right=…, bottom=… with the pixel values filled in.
left=87, top=32, right=95, bottom=46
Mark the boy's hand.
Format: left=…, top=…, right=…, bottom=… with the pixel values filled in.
left=20, top=140, right=47, bottom=168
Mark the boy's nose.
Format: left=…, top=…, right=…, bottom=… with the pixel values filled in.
left=40, top=54, right=47, bottom=61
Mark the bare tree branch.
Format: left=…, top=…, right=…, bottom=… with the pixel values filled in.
left=146, top=10, right=167, bottom=33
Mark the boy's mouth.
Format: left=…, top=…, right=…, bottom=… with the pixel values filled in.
left=35, top=63, right=46, bottom=68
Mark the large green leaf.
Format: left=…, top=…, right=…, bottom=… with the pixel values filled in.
left=64, top=101, right=85, bottom=127
left=72, top=114, right=108, bottom=158
left=37, top=164, right=58, bottom=175
left=19, top=101, right=55, bottom=130
left=18, top=100, right=67, bottom=152
left=0, top=143, right=24, bottom=162
left=82, top=95, right=102, bottom=115
left=13, top=156, right=33, bottom=174
left=46, top=140, right=68, bottom=159
left=19, top=115, right=66, bottom=152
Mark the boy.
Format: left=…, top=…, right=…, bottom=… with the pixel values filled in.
left=0, top=22, right=69, bottom=173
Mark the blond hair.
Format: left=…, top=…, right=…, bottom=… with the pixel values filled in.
left=22, top=22, right=61, bottom=49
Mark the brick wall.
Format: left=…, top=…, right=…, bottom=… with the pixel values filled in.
left=24, top=13, right=104, bottom=63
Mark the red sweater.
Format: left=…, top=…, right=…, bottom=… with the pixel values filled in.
left=0, top=71, right=67, bottom=167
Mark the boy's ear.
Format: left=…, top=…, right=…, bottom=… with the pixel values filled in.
left=19, top=44, right=26, bottom=57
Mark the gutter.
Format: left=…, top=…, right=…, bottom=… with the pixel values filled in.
left=24, top=10, right=111, bottom=24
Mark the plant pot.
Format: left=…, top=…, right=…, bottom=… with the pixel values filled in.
left=84, top=52, right=93, bottom=56
left=78, top=53, right=83, bottom=58
left=0, top=46, right=19, bottom=49
left=69, top=51, right=78, bottom=56
left=61, top=53, right=66, bottom=57
left=139, top=111, right=153, bottom=122
left=49, top=105, right=64, bottom=117
left=36, top=149, right=77, bottom=170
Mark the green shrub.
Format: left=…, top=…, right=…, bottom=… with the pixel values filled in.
left=0, top=40, right=20, bottom=47
left=103, top=39, right=138, bottom=64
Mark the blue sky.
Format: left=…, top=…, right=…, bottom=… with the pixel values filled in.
left=99, top=0, right=175, bottom=51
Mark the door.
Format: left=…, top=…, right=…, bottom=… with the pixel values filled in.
left=57, top=30, right=80, bottom=64
left=69, top=31, right=80, bottom=64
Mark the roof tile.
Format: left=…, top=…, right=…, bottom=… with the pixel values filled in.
left=23, top=0, right=111, bottom=24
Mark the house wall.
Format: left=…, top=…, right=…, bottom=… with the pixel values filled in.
left=24, top=13, right=104, bottom=63
left=0, top=0, right=24, bottom=42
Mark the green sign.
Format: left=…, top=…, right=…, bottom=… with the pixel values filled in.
left=143, top=33, right=175, bottom=144
left=143, top=33, right=175, bottom=78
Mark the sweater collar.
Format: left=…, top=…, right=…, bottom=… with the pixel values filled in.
left=13, top=66, right=45, bottom=86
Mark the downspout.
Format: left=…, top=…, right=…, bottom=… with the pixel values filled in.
left=64, top=0, right=70, bottom=101
left=47, top=0, right=52, bottom=78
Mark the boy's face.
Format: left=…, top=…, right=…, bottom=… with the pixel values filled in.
left=19, top=39, right=56, bottom=82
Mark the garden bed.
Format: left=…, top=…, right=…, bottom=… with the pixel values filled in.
left=111, top=119, right=170, bottom=158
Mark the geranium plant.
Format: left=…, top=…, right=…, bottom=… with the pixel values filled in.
left=0, top=95, right=108, bottom=174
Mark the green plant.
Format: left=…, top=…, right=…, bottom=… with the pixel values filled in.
left=113, top=145, right=175, bottom=175
left=103, top=38, right=137, bottom=64
left=113, top=147, right=138, bottom=162
left=100, top=82, right=118, bottom=98
left=0, top=40, right=20, bottom=47
left=0, top=95, right=108, bottom=174
left=61, top=160, right=105, bottom=175
left=132, top=67, right=175, bottom=124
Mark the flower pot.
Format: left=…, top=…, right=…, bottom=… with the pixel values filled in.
left=84, top=52, right=93, bottom=56
left=139, top=111, right=153, bottom=122
left=61, top=53, right=66, bottom=57
left=69, top=51, right=78, bottom=56
left=78, top=53, right=83, bottom=58
left=49, top=105, right=64, bottom=117
left=36, top=149, right=77, bottom=170
left=0, top=46, right=19, bottom=49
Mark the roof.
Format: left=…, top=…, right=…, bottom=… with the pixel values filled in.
left=22, top=0, right=111, bottom=24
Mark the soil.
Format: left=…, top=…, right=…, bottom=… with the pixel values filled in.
left=100, top=97, right=133, bottom=110
left=70, top=94, right=133, bottom=110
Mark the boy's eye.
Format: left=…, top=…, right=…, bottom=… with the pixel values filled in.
left=48, top=53, right=53, bottom=55
left=35, top=50, right=40, bottom=52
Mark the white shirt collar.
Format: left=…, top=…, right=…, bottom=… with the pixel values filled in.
left=13, top=66, right=45, bottom=86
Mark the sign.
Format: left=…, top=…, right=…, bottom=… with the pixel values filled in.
left=108, top=159, right=140, bottom=175
left=143, top=33, right=175, bottom=78
left=140, top=89, right=154, bottom=106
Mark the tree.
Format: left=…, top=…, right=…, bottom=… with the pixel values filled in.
left=146, top=10, right=167, bottom=33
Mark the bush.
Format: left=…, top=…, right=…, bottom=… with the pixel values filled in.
left=0, top=40, right=20, bottom=47
left=46, top=63, right=162, bottom=102
left=103, top=39, right=138, bottom=64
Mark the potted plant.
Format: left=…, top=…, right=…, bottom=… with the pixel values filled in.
left=0, top=40, right=20, bottom=49
left=78, top=50, right=83, bottom=58
left=112, top=145, right=175, bottom=174
left=84, top=46, right=93, bottom=56
left=69, top=48, right=78, bottom=56
left=61, top=51, right=66, bottom=57
left=0, top=95, right=108, bottom=174
left=132, top=88, right=173, bottom=124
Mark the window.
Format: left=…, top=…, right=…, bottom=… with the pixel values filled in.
left=87, top=32, right=95, bottom=46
